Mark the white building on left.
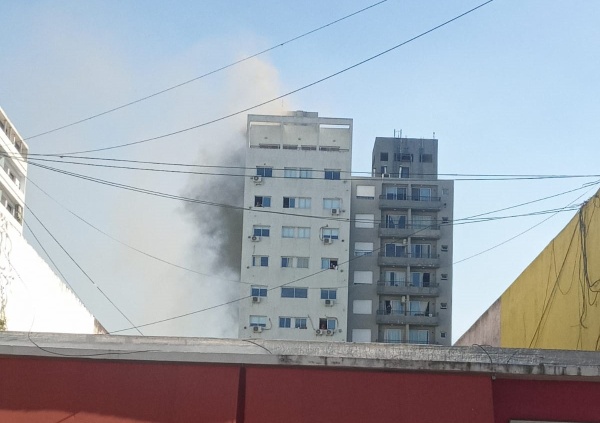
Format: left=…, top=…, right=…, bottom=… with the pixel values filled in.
left=0, top=106, right=104, bottom=334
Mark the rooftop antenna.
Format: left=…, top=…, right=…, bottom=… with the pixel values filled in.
left=433, top=131, right=436, bottom=139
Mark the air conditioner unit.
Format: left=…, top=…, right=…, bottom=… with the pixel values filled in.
left=252, top=326, right=263, bottom=333
left=252, top=296, right=261, bottom=303
left=250, top=235, right=261, bottom=242
left=382, top=173, right=390, bottom=178
left=251, top=176, right=263, bottom=183
left=326, top=329, right=334, bottom=336
left=324, top=299, right=335, bottom=307
left=323, top=238, right=333, bottom=245
left=315, top=329, right=323, bottom=335
left=331, top=208, right=340, bottom=216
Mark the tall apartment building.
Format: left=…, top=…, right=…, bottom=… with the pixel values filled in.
left=0, top=106, right=28, bottom=231
left=238, top=111, right=352, bottom=341
left=348, top=137, right=453, bottom=345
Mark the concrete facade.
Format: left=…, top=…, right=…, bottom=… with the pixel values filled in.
left=238, top=112, right=352, bottom=341
left=348, top=137, right=454, bottom=345
left=456, top=189, right=600, bottom=351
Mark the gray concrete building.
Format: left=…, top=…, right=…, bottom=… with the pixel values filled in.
left=348, top=137, right=454, bottom=345
left=238, top=111, right=352, bottom=341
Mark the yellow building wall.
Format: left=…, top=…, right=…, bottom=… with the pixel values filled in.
left=500, top=191, right=600, bottom=351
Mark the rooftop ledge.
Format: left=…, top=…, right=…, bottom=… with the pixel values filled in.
left=1, top=332, right=599, bottom=380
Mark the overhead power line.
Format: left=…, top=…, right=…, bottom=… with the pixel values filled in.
left=23, top=0, right=389, bottom=141
left=19, top=154, right=600, bottom=182
left=40, top=0, right=494, bottom=156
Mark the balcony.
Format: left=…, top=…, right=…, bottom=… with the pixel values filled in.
left=378, top=223, right=441, bottom=239
left=376, top=281, right=439, bottom=297
left=379, top=195, right=443, bottom=211
left=376, top=310, right=439, bottom=326
left=377, top=252, right=440, bottom=268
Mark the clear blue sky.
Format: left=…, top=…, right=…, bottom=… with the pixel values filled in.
left=2, top=0, right=599, bottom=340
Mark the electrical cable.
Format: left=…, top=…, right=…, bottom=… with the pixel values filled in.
left=24, top=0, right=389, bottom=141
left=38, top=0, right=495, bottom=156
left=25, top=205, right=144, bottom=336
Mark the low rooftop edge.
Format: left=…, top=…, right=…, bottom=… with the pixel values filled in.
left=1, top=332, right=598, bottom=380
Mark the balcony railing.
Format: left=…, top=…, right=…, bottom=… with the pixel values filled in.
left=376, top=281, right=439, bottom=296
left=377, top=252, right=440, bottom=267
left=376, top=309, right=439, bottom=326
left=378, top=195, right=443, bottom=210
left=378, top=223, right=441, bottom=239
left=380, top=339, right=438, bottom=345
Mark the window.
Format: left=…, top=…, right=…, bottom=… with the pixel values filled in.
left=294, top=318, right=307, bottom=329
left=380, top=152, right=388, bottom=161
left=441, top=217, right=449, bottom=223
left=400, top=167, right=409, bottom=178
left=409, top=300, right=430, bottom=316
left=299, top=168, right=312, bottom=178
left=356, top=185, right=375, bottom=199
left=252, top=256, right=269, bottom=267
left=282, top=226, right=295, bottom=238
left=279, top=317, right=291, bottom=328
left=281, top=257, right=293, bottom=268
left=442, top=188, right=450, bottom=196
left=440, top=302, right=448, bottom=309
left=355, top=213, right=375, bottom=228
left=297, top=227, right=310, bottom=238
left=440, top=331, right=447, bottom=338
left=321, top=258, right=338, bottom=270
left=381, top=300, right=404, bottom=315
left=354, top=242, right=373, bottom=256
left=319, top=318, right=336, bottom=330
left=385, top=243, right=407, bottom=257
left=420, top=153, right=433, bottom=163
left=296, top=257, right=309, bottom=268
left=281, top=287, right=308, bottom=298
left=385, top=214, right=406, bottom=229
left=253, top=226, right=270, bottom=237
left=441, top=245, right=448, bottom=252
left=412, top=187, right=432, bottom=201
left=384, top=328, right=403, bottom=343
left=256, top=166, right=272, bottom=177
left=322, top=228, right=339, bottom=240
left=384, top=270, right=406, bottom=286
left=441, top=273, right=448, bottom=280
left=412, top=215, right=434, bottom=229
left=408, top=329, right=429, bottom=344
left=283, top=167, right=312, bottom=178
left=352, top=329, right=371, bottom=343
left=385, top=186, right=407, bottom=200
left=353, top=300, right=372, bottom=315
left=254, top=196, right=271, bottom=207
left=411, top=244, right=431, bottom=258
left=251, top=285, right=267, bottom=297
left=284, top=167, right=299, bottom=178
left=411, top=272, right=431, bottom=287
left=320, top=289, right=337, bottom=300
left=354, top=271, right=373, bottom=284
left=283, top=197, right=311, bottom=209
left=249, top=315, right=267, bottom=327
left=324, top=169, right=341, bottom=180
left=395, top=153, right=413, bottom=162
left=323, top=198, right=341, bottom=209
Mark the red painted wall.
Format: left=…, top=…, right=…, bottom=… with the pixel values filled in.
left=2, top=354, right=599, bottom=423
left=0, top=356, right=240, bottom=423
left=493, top=378, right=600, bottom=423
left=244, top=367, right=495, bottom=423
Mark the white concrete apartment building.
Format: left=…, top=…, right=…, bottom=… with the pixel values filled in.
left=239, top=111, right=352, bottom=341
left=0, top=106, right=103, bottom=334
left=347, top=137, right=454, bottom=345
left=0, top=106, right=28, bottom=231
